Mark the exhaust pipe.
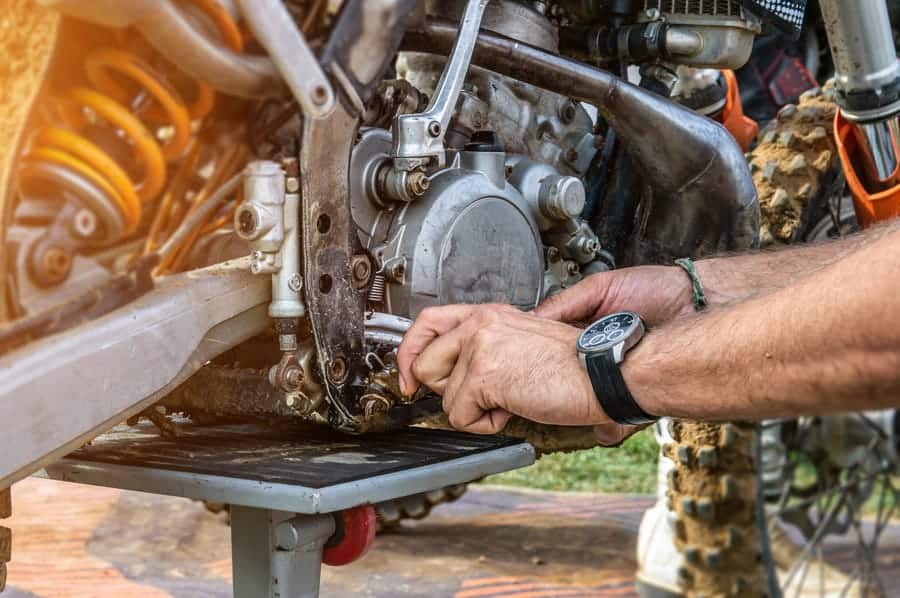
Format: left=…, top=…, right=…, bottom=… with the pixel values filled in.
left=402, top=20, right=760, bottom=260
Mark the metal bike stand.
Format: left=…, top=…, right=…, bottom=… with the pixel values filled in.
left=41, top=422, right=534, bottom=598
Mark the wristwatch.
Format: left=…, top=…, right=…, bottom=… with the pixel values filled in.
left=576, top=311, right=657, bottom=425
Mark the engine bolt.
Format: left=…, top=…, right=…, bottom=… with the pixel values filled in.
left=284, top=366, right=304, bottom=390
left=559, top=99, right=578, bottom=124
left=579, top=237, right=599, bottom=257
left=288, top=274, right=303, bottom=292
left=386, top=260, right=406, bottom=283
left=406, top=171, right=431, bottom=197
left=286, top=176, right=300, bottom=194
left=427, top=121, right=442, bottom=137
left=328, top=356, right=348, bottom=384
left=311, top=84, right=330, bottom=106
left=351, top=255, right=373, bottom=288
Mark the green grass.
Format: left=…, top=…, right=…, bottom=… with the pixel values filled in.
left=483, top=429, right=659, bottom=494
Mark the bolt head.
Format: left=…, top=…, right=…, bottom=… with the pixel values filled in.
left=580, top=237, right=599, bottom=257
left=311, top=84, right=330, bottom=107
left=353, top=260, right=370, bottom=281
left=284, top=366, right=304, bottom=388
left=559, top=99, right=577, bottom=124
left=387, top=260, right=406, bottom=283
left=427, top=121, right=442, bottom=137
left=328, top=357, right=348, bottom=384
left=407, top=172, right=430, bottom=196
left=286, top=177, right=300, bottom=193
left=288, top=274, right=303, bottom=292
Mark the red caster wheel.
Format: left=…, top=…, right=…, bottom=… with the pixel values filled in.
left=322, top=505, right=376, bottom=566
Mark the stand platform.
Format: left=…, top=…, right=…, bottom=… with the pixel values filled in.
left=42, top=423, right=534, bottom=597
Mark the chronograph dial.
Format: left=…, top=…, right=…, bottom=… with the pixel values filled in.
left=577, top=312, right=644, bottom=362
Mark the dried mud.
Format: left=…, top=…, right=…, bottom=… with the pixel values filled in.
left=749, top=86, right=839, bottom=244
left=665, top=421, right=764, bottom=597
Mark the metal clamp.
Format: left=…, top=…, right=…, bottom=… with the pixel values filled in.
left=391, top=0, right=489, bottom=168
left=236, top=0, right=336, bottom=118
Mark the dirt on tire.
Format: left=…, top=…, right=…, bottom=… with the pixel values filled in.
left=749, top=85, right=839, bottom=245
left=664, top=420, right=765, bottom=597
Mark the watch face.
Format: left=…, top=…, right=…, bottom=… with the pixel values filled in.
left=577, top=312, right=641, bottom=354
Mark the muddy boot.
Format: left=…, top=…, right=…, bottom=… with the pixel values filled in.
left=636, top=419, right=684, bottom=598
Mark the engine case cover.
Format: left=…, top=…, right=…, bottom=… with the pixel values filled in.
left=376, top=164, right=544, bottom=318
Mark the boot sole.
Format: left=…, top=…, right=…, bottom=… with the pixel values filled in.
left=636, top=577, right=683, bottom=598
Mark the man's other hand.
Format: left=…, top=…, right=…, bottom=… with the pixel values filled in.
left=534, top=265, right=692, bottom=326
left=397, top=304, right=610, bottom=434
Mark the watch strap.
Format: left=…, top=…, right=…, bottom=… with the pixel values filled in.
left=585, top=351, right=657, bottom=425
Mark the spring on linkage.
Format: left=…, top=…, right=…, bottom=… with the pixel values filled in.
left=15, top=0, right=244, bottom=261
left=368, top=272, right=387, bottom=304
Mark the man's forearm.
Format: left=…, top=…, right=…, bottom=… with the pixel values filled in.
left=694, top=219, right=900, bottom=309
left=626, top=224, right=900, bottom=420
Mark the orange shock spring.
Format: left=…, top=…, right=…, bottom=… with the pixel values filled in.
left=20, top=0, right=244, bottom=245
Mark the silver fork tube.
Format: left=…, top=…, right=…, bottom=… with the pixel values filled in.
left=820, top=0, right=900, bottom=186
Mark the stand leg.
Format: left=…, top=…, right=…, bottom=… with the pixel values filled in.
left=0, top=486, right=9, bottom=591
left=231, top=506, right=335, bottom=598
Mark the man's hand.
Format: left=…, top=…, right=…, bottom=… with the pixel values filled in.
left=534, top=265, right=692, bottom=326
left=397, top=304, right=610, bottom=434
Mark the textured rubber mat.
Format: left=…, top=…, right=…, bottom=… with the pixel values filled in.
left=68, top=423, right=523, bottom=488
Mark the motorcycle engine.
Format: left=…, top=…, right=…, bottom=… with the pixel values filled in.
left=351, top=0, right=607, bottom=320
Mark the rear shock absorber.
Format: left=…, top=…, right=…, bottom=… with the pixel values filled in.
left=14, top=0, right=243, bottom=287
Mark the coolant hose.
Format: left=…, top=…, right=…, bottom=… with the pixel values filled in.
left=402, top=19, right=760, bottom=259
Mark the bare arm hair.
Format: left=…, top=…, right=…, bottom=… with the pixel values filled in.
left=627, top=219, right=900, bottom=420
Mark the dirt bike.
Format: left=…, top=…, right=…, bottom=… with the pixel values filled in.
left=0, top=0, right=895, bottom=596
